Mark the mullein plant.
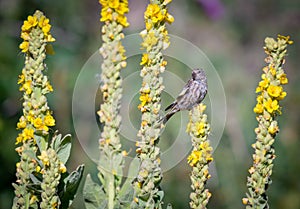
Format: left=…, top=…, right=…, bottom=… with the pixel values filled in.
left=13, top=10, right=84, bottom=209
left=243, top=35, right=293, bottom=208
left=132, top=0, right=174, bottom=208
left=83, top=1, right=131, bottom=209
left=186, top=104, right=213, bottom=209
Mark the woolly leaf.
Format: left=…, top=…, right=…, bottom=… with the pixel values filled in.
left=56, top=134, right=72, bottom=164
left=83, top=174, right=107, bottom=209
left=59, top=164, right=84, bottom=209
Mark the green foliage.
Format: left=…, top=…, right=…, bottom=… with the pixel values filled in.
left=83, top=160, right=139, bottom=209
left=51, top=133, right=72, bottom=164
left=59, top=164, right=84, bottom=209
left=83, top=174, right=107, bottom=209
left=83, top=174, right=133, bottom=209
left=13, top=131, right=84, bottom=209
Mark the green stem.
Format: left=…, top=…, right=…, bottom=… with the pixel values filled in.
left=108, top=172, right=115, bottom=209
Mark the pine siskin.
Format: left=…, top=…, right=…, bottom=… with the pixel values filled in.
left=160, top=68, right=208, bottom=124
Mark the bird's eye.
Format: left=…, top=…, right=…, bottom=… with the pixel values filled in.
left=192, top=71, right=196, bottom=79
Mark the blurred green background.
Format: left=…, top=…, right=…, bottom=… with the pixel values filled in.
left=1, top=0, right=299, bottom=208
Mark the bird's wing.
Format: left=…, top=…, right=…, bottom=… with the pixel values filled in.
left=175, top=79, right=191, bottom=101
left=165, top=79, right=191, bottom=111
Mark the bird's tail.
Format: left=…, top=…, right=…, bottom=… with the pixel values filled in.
left=158, top=111, right=177, bottom=124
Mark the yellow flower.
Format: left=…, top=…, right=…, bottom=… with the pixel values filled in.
left=45, top=34, right=55, bottom=42
left=268, top=121, right=279, bottom=135
left=37, top=15, right=52, bottom=35
left=277, top=73, right=288, bottom=84
left=278, top=34, right=293, bottom=45
left=267, top=85, right=282, bottom=98
left=36, top=165, right=41, bottom=173
left=164, top=0, right=173, bottom=5
left=41, top=21, right=51, bottom=35
left=38, top=16, right=48, bottom=28
left=18, top=74, right=25, bottom=84
left=195, top=121, right=205, bottom=136
left=27, top=110, right=35, bottom=123
left=267, top=85, right=287, bottom=100
left=19, top=41, right=29, bottom=53
left=200, top=141, right=212, bottom=152
left=105, top=138, right=110, bottom=144
left=116, top=15, right=129, bottom=27
left=33, top=117, right=43, bottom=128
left=16, top=133, right=23, bottom=144
left=38, top=150, right=50, bottom=166
left=141, top=32, right=158, bottom=50
left=108, top=0, right=119, bottom=9
left=116, top=2, right=129, bottom=15
left=144, top=3, right=173, bottom=26
left=122, top=150, right=128, bottom=156
left=253, top=102, right=264, bottom=114
left=145, top=21, right=152, bottom=31
left=161, top=60, right=167, bottom=67
left=256, top=95, right=263, bottom=103
left=46, top=81, right=53, bottom=92
left=277, top=91, right=287, bottom=100
left=59, top=162, right=67, bottom=173
left=165, top=12, right=174, bottom=24
left=20, top=80, right=32, bottom=94
left=21, top=15, right=38, bottom=31
left=140, top=53, right=150, bottom=65
left=145, top=4, right=160, bottom=18
left=199, top=142, right=213, bottom=162
left=145, top=4, right=165, bottom=24
left=256, top=77, right=269, bottom=93
left=242, top=198, right=249, bottom=205
left=264, top=98, right=279, bottom=114
left=17, top=117, right=27, bottom=129
left=22, top=128, right=34, bottom=141
left=269, top=65, right=276, bottom=76
left=44, top=112, right=55, bottom=127
left=139, top=93, right=151, bottom=107
left=29, top=195, right=38, bottom=205
left=187, top=150, right=202, bottom=166
left=33, top=117, right=48, bottom=131
left=100, top=7, right=113, bottom=22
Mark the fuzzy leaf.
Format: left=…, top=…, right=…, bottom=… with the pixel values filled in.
left=56, top=134, right=72, bottom=164
left=118, top=158, right=139, bottom=202
left=51, top=132, right=62, bottom=151
left=113, top=153, right=124, bottom=174
left=118, top=188, right=134, bottom=208
left=59, top=164, right=84, bottom=209
left=22, top=149, right=38, bottom=163
left=83, top=174, right=107, bottom=209
left=34, top=134, right=47, bottom=153
left=29, top=173, right=42, bottom=185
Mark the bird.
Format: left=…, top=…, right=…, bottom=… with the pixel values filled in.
left=159, top=68, right=208, bottom=124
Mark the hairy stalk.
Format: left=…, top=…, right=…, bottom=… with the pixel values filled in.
left=13, top=10, right=83, bottom=209
left=96, top=1, right=129, bottom=208
left=187, top=104, right=213, bottom=209
left=243, top=35, right=293, bottom=209
left=39, top=149, right=61, bottom=209
left=132, top=0, right=174, bottom=208
left=13, top=10, right=57, bottom=209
